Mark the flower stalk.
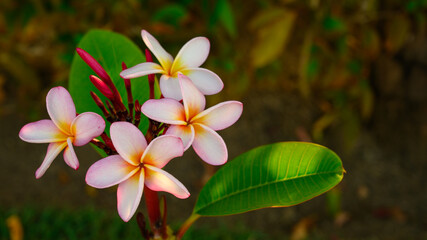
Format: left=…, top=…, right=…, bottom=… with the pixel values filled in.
left=176, top=214, right=201, bottom=240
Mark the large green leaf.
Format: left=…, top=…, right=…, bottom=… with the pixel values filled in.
left=69, top=29, right=150, bottom=134
left=194, top=142, right=344, bottom=216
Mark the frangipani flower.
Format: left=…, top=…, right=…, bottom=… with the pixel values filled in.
left=120, top=30, right=223, bottom=100
left=141, top=74, right=243, bottom=165
left=19, top=87, right=105, bottom=178
left=85, top=122, right=189, bottom=222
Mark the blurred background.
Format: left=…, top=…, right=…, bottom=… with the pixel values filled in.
left=1, top=0, right=426, bottom=239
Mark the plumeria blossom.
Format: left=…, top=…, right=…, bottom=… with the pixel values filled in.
left=141, top=74, right=243, bottom=165
left=85, top=122, right=190, bottom=222
left=19, top=87, right=105, bottom=178
left=120, top=30, right=223, bottom=100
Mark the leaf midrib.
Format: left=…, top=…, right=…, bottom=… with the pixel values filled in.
left=196, top=169, right=343, bottom=212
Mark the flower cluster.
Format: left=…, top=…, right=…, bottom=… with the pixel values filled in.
left=19, top=30, right=243, bottom=222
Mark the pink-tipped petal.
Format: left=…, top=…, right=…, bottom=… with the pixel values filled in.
left=192, top=101, right=243, bottom=131
left=35, top=141, right=68, bottom=179
left=19, top=120, right=68, bottom=143
left=46, top=87, right=76, bottom=135
left=117, top=170, right=144, bottom=222
left=144, top=165, right=190, bottom=199
left=120, top=62, right=165, bottom=79
left=141, top=30, right=174, bottom=70
left=183, top=68, right=224, bottom=95
left=179, top=74, right=205, bottom=120
left=141, top=99, right=186, bottom=125
left=159, top=75, right=182, bottom=100
left=192, top=123, right=228, bottom=166
left=165, top=125, right=195, bottom=150
left=63, top=138, right=79, bottom=170
left=141, top=135, right=184, bottom=168
left=171, top=37, right=210, bottom=73
left=110, top=122, right=147, bottom=166
left=71, top=112, right=105, bottom=146
left=86, top=155, right=139, bottom=189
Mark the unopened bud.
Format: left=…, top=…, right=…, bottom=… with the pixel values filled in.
left=145, top=49, right=155, bottom=99
left=89, top=75, right=114, bottom=99
left=76, top=48, right=112, bottom=83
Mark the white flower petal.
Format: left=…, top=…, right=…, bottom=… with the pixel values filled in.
left=179, top=74, right=205, bottom=120
left=46, top=86, right=76, bottom=134
left=117, top=170, right=144, bottom=222
left=165, top=125, right=195, bottom=150
left=183, top=68, right=224, bottom=95
left=141, top=30, right=174, bottom=70
left=35, top=141, right=68, bottom=179
left=141, top=135, right=184, bottom=168
left=120, top=62, right=165, bottom=79
left=144, top=165, right=190, bottom=199
left=86, top=155, right=139, bottom=189
left=192, top=101, right=243, bottom=131
left=171, top=37, right=210, bottom=73
left=110, top=122, right=147, bottom=166
left=159, top=75, right=182, bottom=100
left=192, top=123, right=228, bottom=165
left=19, top=120, right=68, bottom=143
left=63, top=138, right=79, bottom=170
left=141, top=99, right=186, bottom=125
left=71, top=112, right=105, bottom=146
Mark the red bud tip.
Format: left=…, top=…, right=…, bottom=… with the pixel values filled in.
left=89, top=75, right=114, bottom=99
left=121, top=62, right=128, bottom=70
left=76, top=48, right=112, bottom=83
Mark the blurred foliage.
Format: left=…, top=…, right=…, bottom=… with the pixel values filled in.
left=1, top=0, right=426, bottom=149
left=0, top=206, right=266, bottom=240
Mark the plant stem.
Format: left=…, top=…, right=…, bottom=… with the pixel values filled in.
left=144, top=186, right=162, bottom=236
left=176, top=213, right=201, bottom=239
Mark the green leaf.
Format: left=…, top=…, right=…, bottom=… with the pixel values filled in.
left=194, top=142, right=344, bottom=216
left=69, top=29, right=149, bottom=135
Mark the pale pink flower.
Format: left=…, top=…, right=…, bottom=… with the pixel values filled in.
left=120, top=30, right=223, bottom=100
left=141, top=74, right=243, bottom=166
left=19, top=87, right=105, bottom=178
left=85, top=121, right=189, bottom=222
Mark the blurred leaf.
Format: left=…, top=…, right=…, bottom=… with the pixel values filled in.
left=194, top=142, right=344, bottom=216
left=69, top=29, right=149, bottom=136
left=361, top=27, right=380, bottom=59
left=298, top=29, right=314, bottom=98
left=360, top=80, right=374, bottom=119
left=340, top=108, right=360, bottom=152
left=347, top=59, right=362, bottom=75
left=322, top=15, right=346, bottom=32
left=290, top=216, right=316, bottom=240
left=312, top=113, right=337, bottom=142
left=250, top=8, right=296, bottom=68
left=385, top=14, right=410, bottom=53
left=152, top=4, right=188, bottom=27
left=406, top=0, right=427, bottom=12
left=326, top=188, right=341, bottom=216
left=6, top=215, right=23, bottom=240
left=216, top=0, right=237, bottom=38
